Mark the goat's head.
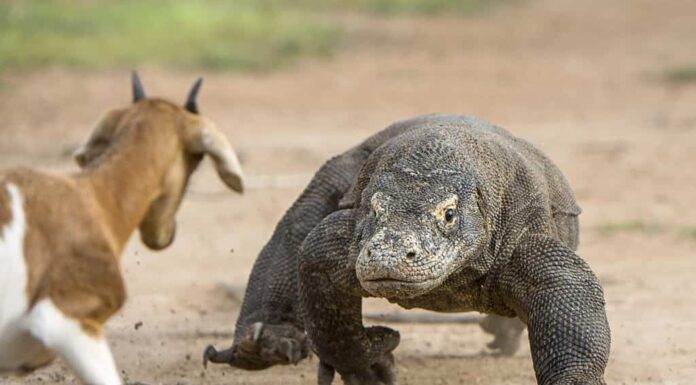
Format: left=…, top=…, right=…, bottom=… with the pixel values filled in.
left=74, top=72, right=244, bottom=250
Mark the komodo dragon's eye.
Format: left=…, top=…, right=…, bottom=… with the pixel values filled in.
left=444, top=208, right=456, bottom=223
left=433, top=195, right=458, bottom=229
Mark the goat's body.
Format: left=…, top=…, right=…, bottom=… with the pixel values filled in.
left=0, top=174, right=122, bottom=384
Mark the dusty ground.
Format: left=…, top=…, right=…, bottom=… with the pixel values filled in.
left=1, top=0, right=696, bottom=383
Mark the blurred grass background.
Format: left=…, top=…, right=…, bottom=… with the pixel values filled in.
left=0, top=0, right=499, bottom=72
left=662, top=65, right=696, bottom=85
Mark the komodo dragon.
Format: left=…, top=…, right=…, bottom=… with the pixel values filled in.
left=205, top=114, right=610, bottom=385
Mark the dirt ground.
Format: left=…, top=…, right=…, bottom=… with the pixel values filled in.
left=1, top=0, right=695, bottom=384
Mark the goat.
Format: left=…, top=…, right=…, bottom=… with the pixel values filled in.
left=0, top=72, right=244, bottom=385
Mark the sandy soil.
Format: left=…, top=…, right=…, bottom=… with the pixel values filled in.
left=1, top=0, right=695, bottom=383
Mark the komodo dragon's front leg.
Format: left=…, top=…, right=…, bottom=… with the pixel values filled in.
left=493, top=234, right=610, bottom=385
left=300, top=209, right=400, bottom=385
left=204, top=153, right=367, bottom=369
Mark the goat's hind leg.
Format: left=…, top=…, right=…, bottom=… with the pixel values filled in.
left=25, top=299, right=121, bottom=385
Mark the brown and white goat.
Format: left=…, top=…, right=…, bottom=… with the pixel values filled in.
left=0, top=73, right=244, bottom=384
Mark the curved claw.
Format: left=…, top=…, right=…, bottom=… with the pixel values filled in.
left=318, top=361, right=336, bottom=385
left=203, top=345, right=234, bottom=368
left=327, top=352, right=397, bottom=385
left=371, top=353, right=396, bottom=384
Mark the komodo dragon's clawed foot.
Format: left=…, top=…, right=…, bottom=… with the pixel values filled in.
left=480, top=314, right=526, bottom=356
left=317, top=326, right=400, bottom=385
left=203, top=322, right=309, bottom=370
left=319, top=352, right=396, bottom=385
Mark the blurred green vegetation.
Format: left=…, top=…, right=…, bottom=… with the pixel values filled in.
left=679, top=225, right=696, bottom=241
left=0, top=1, right=339, bottom=71
left=595, top=221, right=696, bottom=241
left=662, top=64, right=696, bottom=85
left=0, top=0, right=500, bottom=72
left=595, top=220, right=663, bottom=237
left=265, top=0, right=495, bottom=15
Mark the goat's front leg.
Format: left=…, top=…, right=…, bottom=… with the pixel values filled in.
left=494, top=234, right=610, bottom=385
left=26, top=299, right=121, bottom=385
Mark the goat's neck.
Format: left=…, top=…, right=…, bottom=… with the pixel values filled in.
left=77, top=132, right=179, bottom=255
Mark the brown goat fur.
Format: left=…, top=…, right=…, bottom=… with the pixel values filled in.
left=0, top=75, right=244, bottom=384
left=0, top=183, right=10, bottom=230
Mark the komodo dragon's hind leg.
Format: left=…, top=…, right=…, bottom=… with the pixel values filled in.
left=480, top=314, right=526, bottom=356
left=363, top=311, right=525, bottom=356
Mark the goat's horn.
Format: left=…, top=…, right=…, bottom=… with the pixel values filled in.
left=185, top=77, right=203, bottom=114
left=132, top=71, right=146, bottom=102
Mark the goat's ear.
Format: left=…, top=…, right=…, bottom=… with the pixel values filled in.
left=74, top=109, right=124, bottom=167
left=132, top=71, right=146, bottom=102
left=192, top=118, right=244, bottom=193
left=184, top=77, right=203, bottom=114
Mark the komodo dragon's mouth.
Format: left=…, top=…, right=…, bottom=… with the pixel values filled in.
left=364, top=278, right=413, bottom=284
left=360, top=275, right=441, bottom=298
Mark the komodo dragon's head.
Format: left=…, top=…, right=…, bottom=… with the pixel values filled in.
left=355, top=134, right=489, bottom=299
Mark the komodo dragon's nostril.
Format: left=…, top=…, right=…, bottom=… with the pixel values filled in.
left=406, top=251, right=417, bottom=259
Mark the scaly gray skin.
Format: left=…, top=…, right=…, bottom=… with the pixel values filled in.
left=203, top=115, right=523, bottom=370
left=298, top=114, right=610, bottom=384
left=203, top=119, right=420, bottom=369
